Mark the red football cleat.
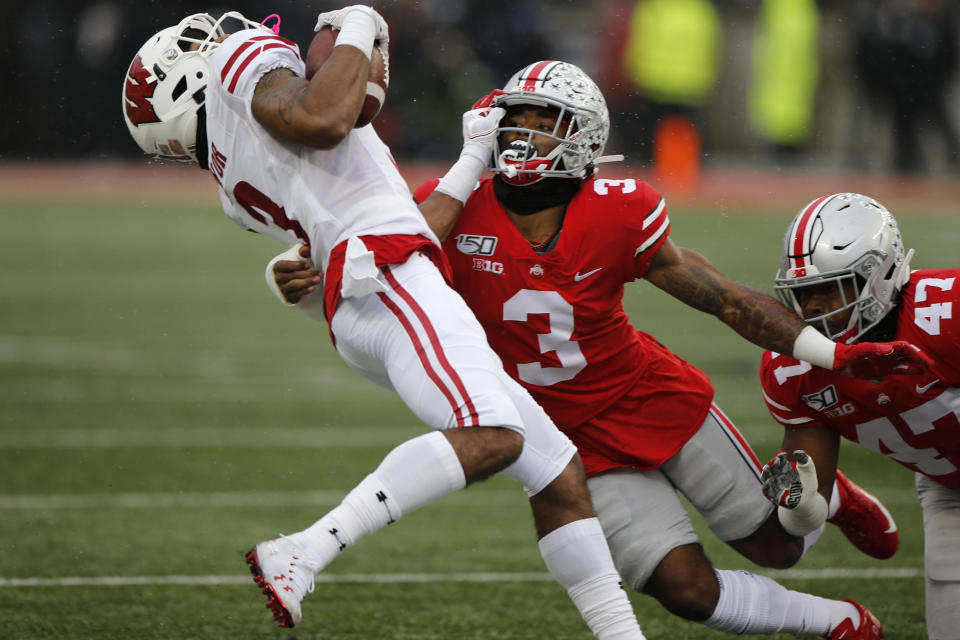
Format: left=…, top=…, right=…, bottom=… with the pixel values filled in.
left=828, top=600, right=883, bottom=639
left=828, top=470, right=899, bottom=559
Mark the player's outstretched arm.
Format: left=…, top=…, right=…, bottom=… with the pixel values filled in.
left=419, top=94, right=505, bottom=241
left=644, top=239, right=933, bottom=379
left=252, top=9, right=380, bottom=148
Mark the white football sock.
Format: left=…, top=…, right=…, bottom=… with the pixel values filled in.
left=290, top=431, right=465, bottom=568
left=802, top=522, right=826, bottom=556
left=539, top=518, right=646, bottom=639
left=828, top=480, right=842, bottom=519
left=704, top=569, right=858, bottom=636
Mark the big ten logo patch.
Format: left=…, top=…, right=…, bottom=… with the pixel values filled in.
left=456, top=234, right=498, bottom=256
left=472, top=258, right=504, bottom=274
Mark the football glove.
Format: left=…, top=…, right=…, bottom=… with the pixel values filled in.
left=315, top=5, right=389, bottom=41
left=435, top=101, right=505, bottom=204
left=833, top=340, right=934, bottom=379
left=762, top=450, right=811, bottom=508
left=761, top=450, right=828, bottom=537
left=471, top=89, right=506, bottom=111
left=315, top=5, right=388, bottom=60
left=460, top=104, right=506, bottom=164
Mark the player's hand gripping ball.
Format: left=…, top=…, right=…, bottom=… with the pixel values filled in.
left=305, top=26, right=388, bottom=128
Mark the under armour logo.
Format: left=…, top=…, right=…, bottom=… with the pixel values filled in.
left=328, top=527, right=347, bottom=551
left=377, top=491, right=397, bottom=524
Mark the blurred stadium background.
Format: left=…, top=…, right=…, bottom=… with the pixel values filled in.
left=4, top=0, right=960, bottom=175
left=1, top=1, right=957, bottom=638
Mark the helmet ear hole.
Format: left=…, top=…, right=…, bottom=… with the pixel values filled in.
left=171, top=76, right=188, bottom=102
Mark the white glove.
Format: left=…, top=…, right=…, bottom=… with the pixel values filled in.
left=761, top=450, right=828, bottom=536
left=435, top=105, right=505, bottom=204
left=315, top=5, right=389, bottom=43
left=460, top=106, right=506, bottom=164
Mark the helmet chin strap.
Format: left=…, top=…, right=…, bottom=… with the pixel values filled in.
left=195, top=107, right=209, bottom=170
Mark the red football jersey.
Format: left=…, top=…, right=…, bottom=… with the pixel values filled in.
left=760, top=268, right=960, bottom=487
left=425, top=177, right=714, bottom=468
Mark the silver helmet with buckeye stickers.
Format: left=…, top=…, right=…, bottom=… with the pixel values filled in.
left=491, top=60, right=611, bottom=185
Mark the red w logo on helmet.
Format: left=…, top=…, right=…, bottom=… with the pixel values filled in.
left=124, top=55, right=161, bottom=126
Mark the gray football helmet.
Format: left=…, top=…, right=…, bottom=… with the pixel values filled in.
left=775, top=193, right=914, bottom=342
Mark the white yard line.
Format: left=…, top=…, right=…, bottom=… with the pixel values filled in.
left=0, top=425, right=424, bottom=449
left=0, top=568, right=923, bottom=588
left=0, top=489, right=526, bottom=509
left=0, top=486, right=919, bottom=509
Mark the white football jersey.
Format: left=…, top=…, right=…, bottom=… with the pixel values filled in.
left=204, top=29, right=435, bottom=269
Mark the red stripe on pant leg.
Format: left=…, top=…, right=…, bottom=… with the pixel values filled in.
left=382, top=266, right=480, bottom=427
left=710, top=403, right=762, bottom=474
left=376, top=291, right=469, bottom=427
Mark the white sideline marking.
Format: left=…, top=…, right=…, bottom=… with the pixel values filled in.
left=0, top=568, right=922, bottom=588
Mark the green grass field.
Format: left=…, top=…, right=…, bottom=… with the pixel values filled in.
left=1, top=188, right=953, bottom=639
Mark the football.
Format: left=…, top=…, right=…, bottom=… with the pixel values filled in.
left=305, top=26, right=388, bottom=128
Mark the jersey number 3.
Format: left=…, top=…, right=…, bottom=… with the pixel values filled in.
left=503, top=289, right=586, bottom=386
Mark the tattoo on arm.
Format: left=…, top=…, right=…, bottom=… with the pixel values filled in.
left=656, top=261, right=807, bottom=355
left=278, top=85, right=307, bottom=126
left=253, top=68, right=301, bottom=128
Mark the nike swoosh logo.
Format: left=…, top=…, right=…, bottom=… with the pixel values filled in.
left=574, top=268, right=603, bottom=282
left=916, top=379, right=941, bottom=394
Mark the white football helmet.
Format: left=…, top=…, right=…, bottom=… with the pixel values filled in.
left=775, top=193, right=914, bottom=342
left=492, top=60, right=611, bottom=185
left=122, top=12, right=266, bottom=162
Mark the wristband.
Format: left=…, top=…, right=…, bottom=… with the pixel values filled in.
left=265, top=244, right=305, bottom=307
left=334, top=10, right=375, bottom=59
left=792, top=325, right=836, bottom=369
left=435, top=154, right=485, bottom=204
left=778, top=492, right=828, bottom=537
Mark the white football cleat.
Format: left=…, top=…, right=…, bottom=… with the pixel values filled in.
left=246, top=536, right=318, bottom=627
